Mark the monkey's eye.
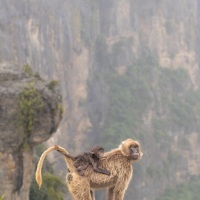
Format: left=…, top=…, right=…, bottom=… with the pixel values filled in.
left=134, top=145, right=138, bottom=148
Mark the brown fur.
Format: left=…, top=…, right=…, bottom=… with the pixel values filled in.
left=35, top=139, right=143, bottom=200
left=58, top=145, right=110, bottom=176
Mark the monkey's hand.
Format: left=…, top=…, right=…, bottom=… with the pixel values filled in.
left=105, top=170, right=110, bottom=176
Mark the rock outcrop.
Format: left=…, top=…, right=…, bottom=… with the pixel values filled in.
left=0, top=63, right=62, bottom=200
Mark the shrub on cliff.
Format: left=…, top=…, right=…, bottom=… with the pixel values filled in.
left=30, top=173, right=66, bottom=200
left=0, top=195, right=5, bottom=200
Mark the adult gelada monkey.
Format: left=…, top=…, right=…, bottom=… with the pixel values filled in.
left=35, top=138, right=143, bottom=200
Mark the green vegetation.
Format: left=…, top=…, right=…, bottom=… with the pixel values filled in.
left=17, top=82, right=44, bottom=149
left=156, top=176, right=200, bottom=200
left=0, top=195, right=5, bottom=200
left=23, top=64, right=33, bottom=76
left=30, top=145, right=67, bottom=200
left=30, top=173, right=66, bottom=200
left=57, top=103, right=64, bottom=119
left=33, top=72, right=42, bottom=80
left=102, top=60, right=154, bottom=146
left=94, top=56, right=158, bottom=146
left=18, top=83, right=43, bottom=135
left=90, top=51, right=200, bottom=148
left=47, top=80, right=59, bottom=91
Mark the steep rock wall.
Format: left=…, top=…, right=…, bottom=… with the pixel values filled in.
left=1, top=0, right=199, bottom=146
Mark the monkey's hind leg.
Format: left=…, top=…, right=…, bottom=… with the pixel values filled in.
left=66, top=172, right=93, bottom=200
left=90, top=190, right=95, bottom=200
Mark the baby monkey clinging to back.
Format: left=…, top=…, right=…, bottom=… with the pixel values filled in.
left=56, top=145, right=110, bottom=176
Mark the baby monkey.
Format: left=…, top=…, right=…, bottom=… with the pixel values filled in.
left=56, top=145, right=110, bottom=176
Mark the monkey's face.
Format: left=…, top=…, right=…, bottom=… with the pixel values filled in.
left=120, top=139, right=143, bottom=161
left=129, top=144, right=140, bottom=160
left=97, top=149, right=104, bottom=158
left=91, top=146, right=105, bottom=158
left=95, top=147, right=104, bottom=158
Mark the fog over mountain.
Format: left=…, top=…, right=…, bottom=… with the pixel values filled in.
left=1, top=1, right=200, bottom=199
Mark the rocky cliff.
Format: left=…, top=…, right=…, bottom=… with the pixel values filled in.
left=0, top=63, right=62, bottom=200
left=0, top=1, right=200, bottom=200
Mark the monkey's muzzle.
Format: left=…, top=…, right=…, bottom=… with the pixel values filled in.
left=132, top=153, right=140, bottom=160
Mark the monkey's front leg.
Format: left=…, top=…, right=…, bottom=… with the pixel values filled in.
left=107, top=190, right=125, bottom=200
left=112, top=190, right=125, bottom=200
left=90, top=190, right=95, bottom=200
left=108, top=182, right=127, bottom=200
left=107, top=187, right=114, bottom=200
left=96, top=167, right=110, bottom=175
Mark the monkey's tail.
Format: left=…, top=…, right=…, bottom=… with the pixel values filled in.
left=35, top=145, right=73, bottom=189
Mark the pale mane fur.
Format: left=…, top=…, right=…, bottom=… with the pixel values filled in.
left=35, top=138, right=143, bottom=200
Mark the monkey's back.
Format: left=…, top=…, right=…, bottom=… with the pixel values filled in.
left=88, top=149, right=132, bottom=189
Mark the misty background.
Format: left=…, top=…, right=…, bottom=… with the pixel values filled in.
left=0, top=0, right=200, bottom=200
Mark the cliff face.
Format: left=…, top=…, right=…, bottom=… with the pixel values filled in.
left=0, top=1, right=200, bottom=199
left=1, top=0, right=199, bottom=141
left=0, top=63, right=62, bottom=200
